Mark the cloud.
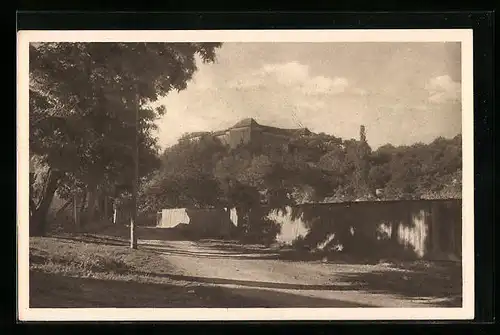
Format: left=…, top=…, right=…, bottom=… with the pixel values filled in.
left=303, top=76, right=349, bottom=95
left=425, top=75, right=461, bottom=104
left=155, top=62, right=368, bottom=148
left=154, top=45, right=462, bottom=151
left=229, top=61, right=356, bottom=96
left=261, top=61, right=309, bottom=85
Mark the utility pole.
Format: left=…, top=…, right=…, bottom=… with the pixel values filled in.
left=130, top=86, right=139, bottom=249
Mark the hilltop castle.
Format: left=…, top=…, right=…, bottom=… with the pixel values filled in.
left=182, top=118, right=312, bottom=149
left=181, top=118, right=367, bottom=151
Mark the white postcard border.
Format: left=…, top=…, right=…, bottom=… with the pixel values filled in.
left=17, top=29, right=474, bottom=321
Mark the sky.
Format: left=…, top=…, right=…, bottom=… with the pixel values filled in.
left=154, top=42, right=462, bottom=150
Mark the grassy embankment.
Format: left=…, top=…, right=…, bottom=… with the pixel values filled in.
left=28, top=225, right=262, bottom=308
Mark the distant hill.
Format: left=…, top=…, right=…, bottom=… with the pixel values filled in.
left=145, top=121, right=462, bottom=212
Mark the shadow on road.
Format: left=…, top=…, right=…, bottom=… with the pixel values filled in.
left=29, top=271, right=373, bottom=308
left=45, top=226, right=462, bottom=308
left=128, top=268, right=461, bottom=307
left=336, top=269, right=462, bottom=306
left=132, top=270, right=354, bottom=291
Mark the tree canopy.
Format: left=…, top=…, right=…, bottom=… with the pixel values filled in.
left=142, top=129, right=462, bottom=213
left=29, top=42, right=222, bottom=235
left=139, top=118, right=461, bottom=243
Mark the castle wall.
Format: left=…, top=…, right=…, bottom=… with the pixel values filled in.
left=157, top=207, right=237, bottom=238
left=267, top=199, right=462, bottom=261
left=215, top=133, right=230, bottom=146
left=259, top=131, right=292, bottom=145
left=182, top=120, right=304, bottom=150
left=227, top=127, right=252, bottom=148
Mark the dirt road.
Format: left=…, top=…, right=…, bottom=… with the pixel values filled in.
left=137, top=237, right=460, bottom=308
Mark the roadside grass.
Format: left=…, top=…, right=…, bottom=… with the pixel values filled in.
left=28, top=232, right=337, bottom=308
left=30, top=236, right=177, bottom=284
left=28, top=234, right=214, bottom=307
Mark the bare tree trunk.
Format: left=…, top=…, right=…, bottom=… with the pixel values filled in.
left=130, top=89, right=139, bottom=249
left=55, top=199, right=73, bottom=217
left=29, top=170, right=62, bottom=236
left=29, top=172, right=36, bottom=217
left=84, top=184, right=98, bottom=227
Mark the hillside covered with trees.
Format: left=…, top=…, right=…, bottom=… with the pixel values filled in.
left=138, top=126, right=461, bottom=243
left=140, top=127, right=462, bottom=213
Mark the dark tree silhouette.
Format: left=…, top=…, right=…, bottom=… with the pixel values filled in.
left=29, top=42, right=222, bottom=235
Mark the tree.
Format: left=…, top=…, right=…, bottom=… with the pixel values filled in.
left=141, top=135, right=227, bottom=211
left=366, top=135, right=462, bottom=200
left=29, top=42, right=222, bottom=235
left=316, top=138, right=373, bottom=201
left=141, top=114, right=462, bottom=246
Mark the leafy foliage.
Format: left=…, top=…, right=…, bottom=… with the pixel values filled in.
left=368, top=134, right=462, bottom=200
left=140, top=136, right=227, bottom=212
left=29, top=42, right=222, bottom=234
left=141, top=124, right=462, bottom=243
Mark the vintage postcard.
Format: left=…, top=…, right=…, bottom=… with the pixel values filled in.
left=17, top=29, right=474, bottom=321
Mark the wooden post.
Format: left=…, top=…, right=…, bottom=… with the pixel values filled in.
left=113, top=201, right=117, bottom=225
left=130, top=89, right=139, bottom=249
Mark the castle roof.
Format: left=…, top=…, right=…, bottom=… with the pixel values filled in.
left=183, top=118, right=311, bottom=140
left=230, top=118, right=309, bottom=133
left=259, top=124, right=311, bottom=137
left=231, top=118, right=259, bottom=128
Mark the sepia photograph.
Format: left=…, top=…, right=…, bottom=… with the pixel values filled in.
left=17, top=29, right=474, bottom=321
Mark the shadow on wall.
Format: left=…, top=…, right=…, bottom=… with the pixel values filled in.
left=157, top=207, right=280, bottom=244
left=157, top=208, right=238, bottom=240
left=267, top=199, right=462, bottom=262
left=240, top=206, right=282, bottom=246
left=154, top=200, right=461, bottom=262
left=185, top=208, right=238, bottom=239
